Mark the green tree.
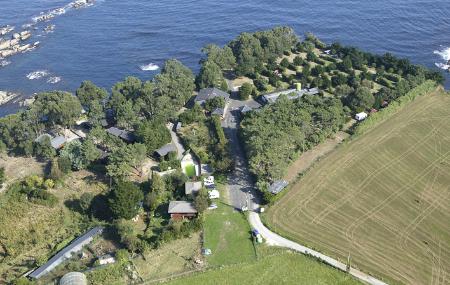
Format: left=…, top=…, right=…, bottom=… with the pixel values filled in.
left=32, top=91, right=82, bottom=128
left=49, top=158, right=63, bottom=180
left=204, top=96, right=225, bottom=112
left=109, top=181, right=143, bottom=220
left=33, top=135, right=56, bottom=160
left=79, top=192, right=94, bottom=214
left=154, top=59, right=195, bottom=109
left=57, top=156, right=72, bottom=174
left=347, top=87, right=375, bottom=112
left=144, top=191, right=161, bottom=213
left=293, top=56, right=303, bottom=66
left=194, top=187, right=209, bottom=214
left=196, top=59, right=226, bottom=89
left=76, top=80, right=108, bottom=108
left=178, top=103, right=205, bottom=124
left=280, top=58, right=290, bottom=68
left=136, top=121, right=171, bottom=155
left=106, top=143, right=147, bottom=179
left=239, top=82, right=253, bottom=100
left=201, top=44, right=236, bottom=70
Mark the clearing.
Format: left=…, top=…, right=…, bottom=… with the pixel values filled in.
left=164, top=247, right=362, bottom=285
left=267, top=90, right=450, bottom=285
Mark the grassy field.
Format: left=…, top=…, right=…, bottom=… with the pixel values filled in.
left=203, top=200, right=255, bottom=266
left=164, top=248, right=362, bottom=285
left=0, top=170, right=106, bottom=283
left=266, top=90, right=450, bottom=285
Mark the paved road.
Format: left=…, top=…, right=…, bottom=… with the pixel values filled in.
left=222, top=99, right=389, bottom=285
left=167, top=123, right=185, bottom=160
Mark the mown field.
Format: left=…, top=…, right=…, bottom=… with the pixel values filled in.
left=267, top=89, right=450, bottom=285
left=164, top=248, right=362, bottom=285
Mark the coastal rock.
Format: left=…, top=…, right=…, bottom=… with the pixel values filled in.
left=0, top=25, right=14, bottom=36
left=0, top=91, right=19, bottom=106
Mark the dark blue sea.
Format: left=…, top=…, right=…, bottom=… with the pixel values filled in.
left=1, top=0, right=449, bottom=116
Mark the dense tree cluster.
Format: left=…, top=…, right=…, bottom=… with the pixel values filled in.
left=240, top=95, right=346, bottom=202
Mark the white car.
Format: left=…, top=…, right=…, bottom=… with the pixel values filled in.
left=208, top=189, right=220, bottom=199
left=203, top=176, right=215, bottom=185
left=208, top=203, right=218, bottom=210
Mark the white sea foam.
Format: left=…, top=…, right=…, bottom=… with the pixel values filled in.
left=139, top=63, right=159, bottom=71
left=433, top=47, right=450, bottom=70
left=26, top=70, right=49, bottom=80
left=47, top=76, right=61, bottom=84
left=0, top=60, right=11, bottom=67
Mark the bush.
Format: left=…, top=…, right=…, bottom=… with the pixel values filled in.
left=239, top=83, right=253, bottom=100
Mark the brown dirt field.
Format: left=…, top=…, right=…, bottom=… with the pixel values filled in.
left=0, top=155, right=46, bottom=189
left=267, top=90, right=450, bottom=285
left=284, top=131, right=350, bottom=183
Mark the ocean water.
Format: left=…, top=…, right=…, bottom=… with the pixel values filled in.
left=0, top=0, right=449, bottom=116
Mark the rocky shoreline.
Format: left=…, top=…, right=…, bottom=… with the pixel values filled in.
left=0, top=91, right=19, bottom=106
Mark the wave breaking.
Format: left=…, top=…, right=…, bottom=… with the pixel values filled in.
left=139, top=63, right=159, bottom=71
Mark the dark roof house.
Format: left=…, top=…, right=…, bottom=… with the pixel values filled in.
left=195, top=88, right=230, bottom=105
left=155, top=143, right=177, bottom=158
left=29, top=227, right=103, bottom=279
left=106, top=127, right=135, bottom=143
left=168, top=201, right=198, bottom=220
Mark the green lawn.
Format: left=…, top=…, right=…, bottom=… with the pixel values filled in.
left=203, top=200, right=255, bottom=266
left=164, top=250, right=362, bottom=285
left=184, top=164, right=196, bottom=178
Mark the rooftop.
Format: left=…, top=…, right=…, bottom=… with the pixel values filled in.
left=29, top=227, right=103, bottom=279
left=262, top=88, right=319, bottom=104
left=106, top=127, right=135, bottom=142
left=195, top=88, right=230, bottom=103
left=269, top=180, right=289, bottom=194
left=51, top=136, right=67, bottom=150
left=155, top=143, right=177, bottom=157
left=168, top=201, right=198, bottom=214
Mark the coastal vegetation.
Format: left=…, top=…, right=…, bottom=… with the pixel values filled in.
left=266, top=88, right=450, bottom=285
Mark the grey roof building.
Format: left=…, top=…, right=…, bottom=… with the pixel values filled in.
left=268, top=180, right=289, bottom=194
left=29, top=227, right=103, bottom=279
left=185, top=181, right=203, bottom=195
left=106, top=127, right=135, bottom=143
left=155, top=143, right=178, bottom=158
left=168, top=201, right=198, bottom=214
left=240, top=105, right=253, bottom=114
left=51, top=136, right=67, bottom=150
left=195, top=88, right=230, bottom=105
left=262, top=88, right=319, bottom=104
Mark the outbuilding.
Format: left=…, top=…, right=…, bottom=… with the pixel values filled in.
left=168, top=201, right=198, bottom=220
left=355, top=112, right=368, bottom=121
left=268, top=180, right=289, bottom=195
left=185, top=181, right=203, bottom=195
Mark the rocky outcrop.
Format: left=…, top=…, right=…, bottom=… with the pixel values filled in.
left=0, top=91, right=19, bottom=106
left=0, top=30, right=37, bottom=58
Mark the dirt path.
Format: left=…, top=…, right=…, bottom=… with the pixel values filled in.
left=284, top=131, right=349, bottom=183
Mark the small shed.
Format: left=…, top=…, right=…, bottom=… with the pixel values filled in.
left=59, top=272, right=87, bottom=285
left=168, top=201, right=198, bottom=220
left=355, top=112, right=368, bottom=121
left=185, top=181, right=202, bottom=195
left=269, top=180, right=289, bottom=194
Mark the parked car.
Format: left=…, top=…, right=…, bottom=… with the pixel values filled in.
left=208, top=203, right=218, bottom=210
left=208, top=189, right=220, bottom=199
left=203, top=176, right=215, bottom=185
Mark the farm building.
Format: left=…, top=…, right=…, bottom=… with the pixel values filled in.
left=185, top=181, right=203, bottom=195
left=195, top=88, right=230, bottom=105
left=59, top=272, right=87, bottom=285
left=269, top=180, right=289, bottom=194
left=168, top=201, right=198, bottom=220
left=29, top=227, right=103, bottom=279
left=106, top=127, right=136, bottom=143
left=355, top=112, right=368, bottom=121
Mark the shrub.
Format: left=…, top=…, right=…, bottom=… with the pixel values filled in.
left=239, top=83, right=253, bottom=100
